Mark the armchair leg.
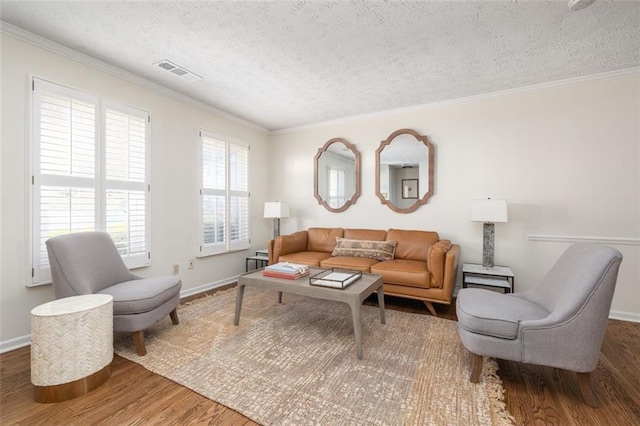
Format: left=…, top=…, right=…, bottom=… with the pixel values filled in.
left=577, top=371, right=598, bottom=408
left=423, top=301, right=437, bottom=316
left=132, top=330, right=147, bottom=356
left=470, top=353, right=483, bottom=383
left=170, top=308, right=179, bottom=325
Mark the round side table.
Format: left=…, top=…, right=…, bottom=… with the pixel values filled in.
left=31, top=294, right=114, bottom=403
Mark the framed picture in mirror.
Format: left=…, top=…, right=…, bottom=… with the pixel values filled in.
left=402, top=179, right=418, bottom=199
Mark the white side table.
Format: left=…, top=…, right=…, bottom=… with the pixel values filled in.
left=31, top=294, right=113, bottom=403
left=462, top=263, right=515, bottom=293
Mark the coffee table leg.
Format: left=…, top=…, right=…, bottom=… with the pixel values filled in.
left=234, top=284, right=245, bottom=326
left=278, top=291, right=283, bottom=304
left=349, top=302, right=363, bottom=360
left=376, top=285, right=386, bottom=324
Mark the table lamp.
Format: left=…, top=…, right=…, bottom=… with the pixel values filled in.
left=263, top=201, right=289, bottom=239
left=471, top=198, right=508, bottom=268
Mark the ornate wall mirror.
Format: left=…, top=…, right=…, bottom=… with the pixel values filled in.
left=314, top=138, right=361, bottom=212
left=375, top=129, right=434, bottom=213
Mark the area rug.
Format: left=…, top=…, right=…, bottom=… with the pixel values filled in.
left=114, top=287, right=514, bottom=425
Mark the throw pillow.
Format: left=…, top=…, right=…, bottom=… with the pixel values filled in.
left=331, top=237, right=397, bottom=261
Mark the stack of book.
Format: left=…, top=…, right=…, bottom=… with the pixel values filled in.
left=263, top=262, right=310, bottom=280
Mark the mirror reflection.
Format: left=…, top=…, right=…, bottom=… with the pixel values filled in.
left=376, top=129, right=434, bottom=213
left=314, top=138, right=360, bottom=212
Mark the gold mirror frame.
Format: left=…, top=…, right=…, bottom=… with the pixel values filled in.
left=375, top=129, right=434, bottom=213
left=314, top=138, right=361, bottom=213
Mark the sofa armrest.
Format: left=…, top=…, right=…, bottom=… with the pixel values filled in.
left=267, top=239, right=275, bottom=265
left=427, top=240, right=453, bottom=288
left=442, top=244, right=460, bottom=302
left=270, top=231, right=308, bottom=264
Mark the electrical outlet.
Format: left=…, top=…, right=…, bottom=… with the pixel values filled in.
left=188, top=259, right=195, bottom=270
left=172, top=264, right=179, bottom=275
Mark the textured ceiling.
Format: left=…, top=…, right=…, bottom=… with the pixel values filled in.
left=1, top=0, right=639, bottom=130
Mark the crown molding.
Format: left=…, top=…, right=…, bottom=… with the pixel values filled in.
left=273, top=66, right=640, bottom=134
left=0, top=21, right=269, bottom=134
left=4, top=21, right=637, bottom=136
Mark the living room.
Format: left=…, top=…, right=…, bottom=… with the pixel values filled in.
left=1, top=1, right=639, bottom=425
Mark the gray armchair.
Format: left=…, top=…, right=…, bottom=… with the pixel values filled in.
left=456, top=243, right=623, bottom=407
left=46, top=231, right=182, bottom=356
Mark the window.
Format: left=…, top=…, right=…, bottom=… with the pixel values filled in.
left=31, top=78, right=150, bottom=285
left=198, top=130, right=250, bottom=256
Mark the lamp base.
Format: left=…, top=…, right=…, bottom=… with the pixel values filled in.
left=482, top=222, right=495, bottom=268
left=272, top=218, right=280, bottom=239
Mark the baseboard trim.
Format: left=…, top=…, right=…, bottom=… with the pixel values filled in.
left=0, top=335, right=32, bottom=354
left=610, top=310, right=640, bottom=323
left=0, top=275, right=241, bottom=354
left=179, top=275, right=239, bottom=299
left=3, top=279, right=636, bottom=354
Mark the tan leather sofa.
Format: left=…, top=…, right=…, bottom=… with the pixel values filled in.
left=267, top=227, right=460, bottom=315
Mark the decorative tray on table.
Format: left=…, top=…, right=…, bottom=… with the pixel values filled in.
left=309, top=268, right=362, bottom=289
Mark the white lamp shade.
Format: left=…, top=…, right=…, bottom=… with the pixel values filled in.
left=471, top=199, right=508, bottom=223
left=263, top=201, right=290, bottom=219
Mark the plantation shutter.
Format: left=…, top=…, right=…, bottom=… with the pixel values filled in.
left=104, top=104, right=150, bottom=267
left=31, top=78, right=150, bottom=285
left=198, top=130, right=250, bottom=256
left=201, top=133, right=226, bottom=251
left=228, top=139, right=250, bottom=250
left=32, top=80, right=99, bottom=283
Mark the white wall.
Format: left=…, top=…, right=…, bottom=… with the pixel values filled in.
left=0, top=34, right=272, bottom=348
left=269, top=74, right=640, bottom=320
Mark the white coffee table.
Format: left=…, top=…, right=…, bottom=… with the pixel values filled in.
left=235, top=268, right=385, bottom=359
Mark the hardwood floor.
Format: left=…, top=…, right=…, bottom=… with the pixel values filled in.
left=2, top=291, right=639, bottom=425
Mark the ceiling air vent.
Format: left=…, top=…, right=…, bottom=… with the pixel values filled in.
left=153, top=59, right=202, bottom=82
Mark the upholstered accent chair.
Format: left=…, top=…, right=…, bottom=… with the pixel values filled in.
left=456, top=243, right=623, bottom=407
left=46, top=231, right=182, bottom=356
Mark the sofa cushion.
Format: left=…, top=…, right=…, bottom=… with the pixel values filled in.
left=98, top=276, right=182, bottom=315
left=331, top=237, right=397, bottom=261
left=274, top=231, right=308, bottom=256
left=320, top=256, right=380, bottom=272
left=344, top=229, right=387, bottom=241
left=307, top=228, right=344, bottom=253
left=387, top=229, right=439, bottom=261
left=370, top=259, right=430, bottom=288
left=457, top=288, right=549, bottom=339
left=279, top=251, right=332, bottom=267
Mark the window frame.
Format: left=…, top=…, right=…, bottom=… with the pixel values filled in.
left=197, top=129, right=250, bottom=257
left=29, top=78, right=151, bottom=286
